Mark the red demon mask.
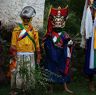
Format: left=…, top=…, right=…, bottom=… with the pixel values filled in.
left=45, top=6, right=68, bottom=37
left=50, top=6, right=68, bottom=28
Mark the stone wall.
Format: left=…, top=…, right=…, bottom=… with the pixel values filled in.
left=0, top=0, right=45, bottom=30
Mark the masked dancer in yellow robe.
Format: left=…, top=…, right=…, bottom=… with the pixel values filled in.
left=10, top=6, right=41, bottom=95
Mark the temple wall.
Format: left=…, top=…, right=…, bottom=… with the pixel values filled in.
left=0, top=0, right=45, bottom=29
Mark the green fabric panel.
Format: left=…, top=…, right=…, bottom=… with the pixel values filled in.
left=18, top=23, right=24, bottom=30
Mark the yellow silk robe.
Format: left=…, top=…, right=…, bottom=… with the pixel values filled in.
left=11, top=25, right=40, bottom=52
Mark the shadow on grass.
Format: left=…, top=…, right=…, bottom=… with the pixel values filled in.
left=0, top=84, right=10, bottom=95
left=0, top=74, right=96, bottom=95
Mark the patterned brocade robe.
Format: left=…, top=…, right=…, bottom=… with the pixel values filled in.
left=44, top=6, right=73, bottom=83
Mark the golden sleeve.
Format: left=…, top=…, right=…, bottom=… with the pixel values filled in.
left=34, top=30, right=41, bottom=64
left=11, top=27, right=19, bottom=46
left=11, top=30, right=17, bottom=46
left=34, top=30, right=40, bottom=51
left=10, top=27, right=20, bottom=56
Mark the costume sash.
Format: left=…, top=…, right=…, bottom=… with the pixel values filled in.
left=52, top=31, right=65, bottom=48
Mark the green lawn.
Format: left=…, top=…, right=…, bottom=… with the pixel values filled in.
left=0, top=85, right=10, bottom=95
left=51, top=73, right=96, bottom=95
left=0, top=74, right=96, bottom=95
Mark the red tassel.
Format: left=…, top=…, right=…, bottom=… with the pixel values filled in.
left=64, top=57, right=70, bottom=75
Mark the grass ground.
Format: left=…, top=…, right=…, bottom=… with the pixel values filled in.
left=0, top=73, right=96, bottom=95
left=0, top=85, right=10, bottom=95
left=50, top=74, right=96, bottom=95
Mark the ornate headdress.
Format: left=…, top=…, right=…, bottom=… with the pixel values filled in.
left=20, top=6, right=36, bottom=19
left=49, top=6, right=68, bottom=28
